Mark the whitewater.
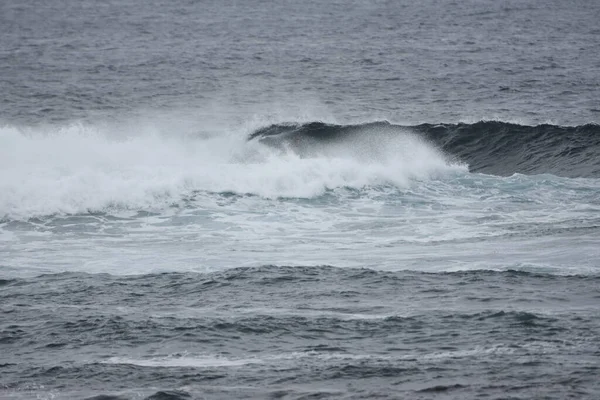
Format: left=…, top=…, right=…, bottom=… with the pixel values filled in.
left=0, top=118, right=455, bottom=218
left=2, top=117, right=599, bottom=279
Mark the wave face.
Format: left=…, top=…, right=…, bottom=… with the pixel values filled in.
left=250, top=121, right=600, bottom=178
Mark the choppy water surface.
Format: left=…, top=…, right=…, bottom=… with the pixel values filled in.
left=1, top=0, right=600, bottom=399
left=2, top=268, right=600, bottom=399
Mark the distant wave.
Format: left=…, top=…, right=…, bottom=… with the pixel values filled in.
left=249, top=121, right=600, bottom=178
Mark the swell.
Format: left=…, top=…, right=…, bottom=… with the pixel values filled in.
left=249, top=121, right=600, bottom=178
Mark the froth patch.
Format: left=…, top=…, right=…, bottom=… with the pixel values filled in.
left=104, top=355, right=264, bottom=368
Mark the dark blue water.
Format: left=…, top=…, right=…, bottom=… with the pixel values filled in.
left=1, top=0, right=600, bottom=399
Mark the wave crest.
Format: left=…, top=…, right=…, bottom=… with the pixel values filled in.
left=249, top=120, right=600, bottom=178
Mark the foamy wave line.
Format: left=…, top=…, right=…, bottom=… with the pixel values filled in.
left=103, top=342, right=555, bottom=369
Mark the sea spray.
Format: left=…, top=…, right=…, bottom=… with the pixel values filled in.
left=0, top=120, right=459, bottom=219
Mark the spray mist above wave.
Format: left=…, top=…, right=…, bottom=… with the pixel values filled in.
left=0, top=121, right=459, bottom=220
left=249, top=121, right=600, bottom=178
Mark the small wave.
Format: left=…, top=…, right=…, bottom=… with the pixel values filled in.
left=0, top=278, right=15, bottom=287
left=417, top=383, right=466, bottom=393
left=144, top=391, right=192, bottom=400
left=84, top=391, right=190, bottom=400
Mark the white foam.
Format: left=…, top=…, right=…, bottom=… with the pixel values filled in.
left=103, top=351, right=384, bottom=369
left=0, top=119, right=460, bottom=220
left=101, top=343, right=545, bottom=370
left=105, top=354, right=264, bottom=368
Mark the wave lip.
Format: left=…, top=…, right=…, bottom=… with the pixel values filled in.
left=249, top=120, right=600, bottom=178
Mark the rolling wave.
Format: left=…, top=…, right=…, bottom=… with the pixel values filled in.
left=249, top=121, right=600, bottom=178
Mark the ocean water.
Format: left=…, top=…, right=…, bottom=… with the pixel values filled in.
left=1, top=0, right=600, bottom=399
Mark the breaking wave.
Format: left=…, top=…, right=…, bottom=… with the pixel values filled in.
left=249, top=121, right=600, bottom=178
left=2, top=118, right=598, bottom=220
left=0, top=121, right=459, bottom=219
